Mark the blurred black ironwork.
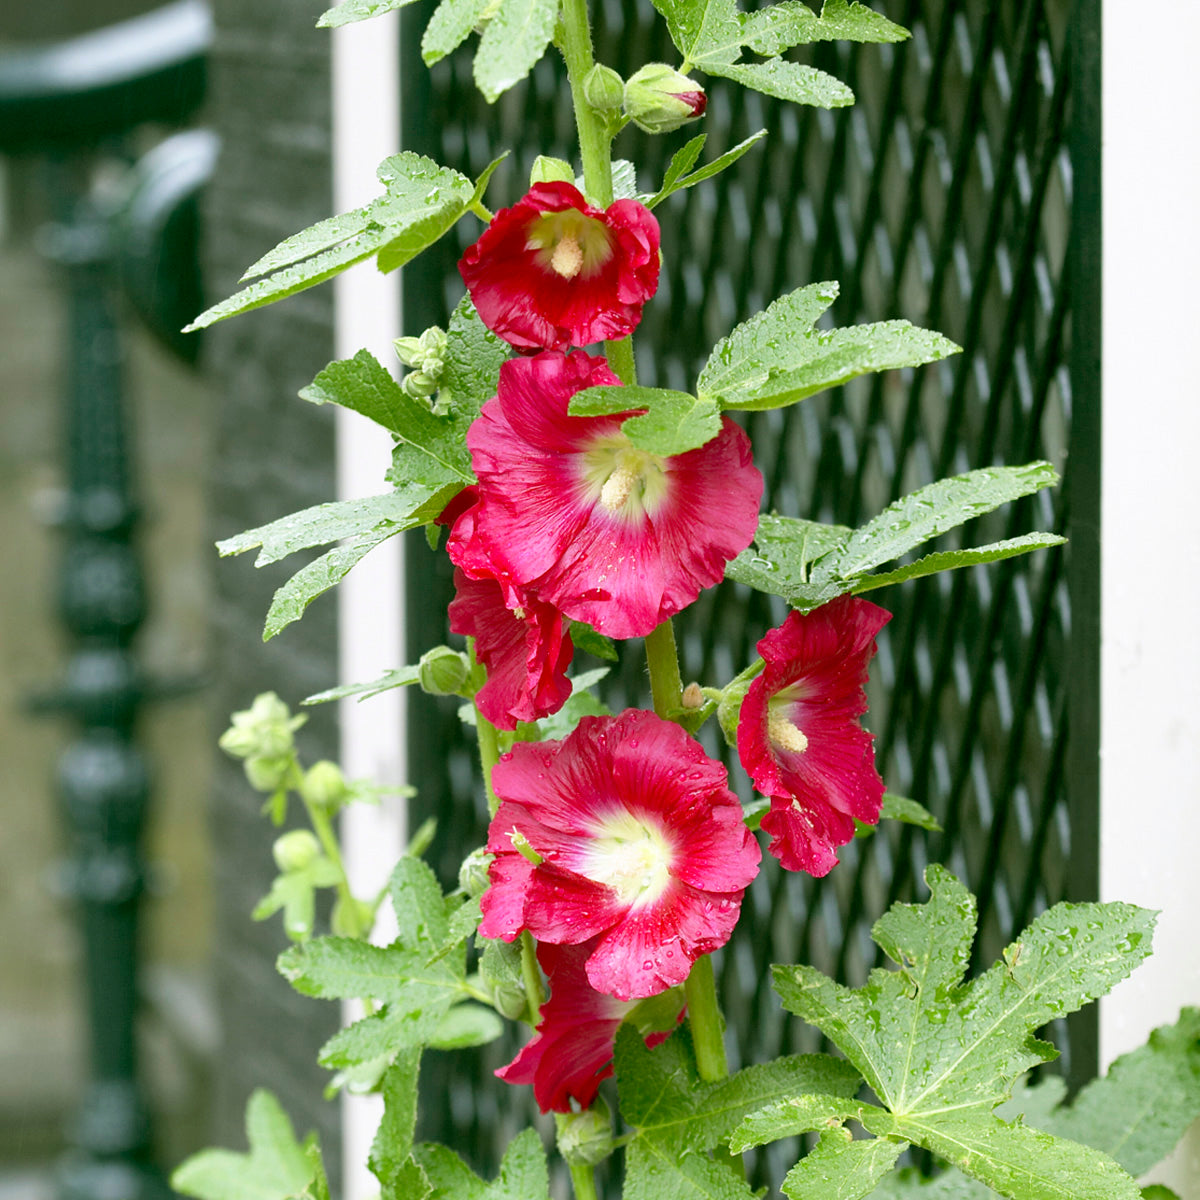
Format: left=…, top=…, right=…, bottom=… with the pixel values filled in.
left=1, top=4, right=212, bottom=1197
left=401, top=0, right=1098, bottom=1190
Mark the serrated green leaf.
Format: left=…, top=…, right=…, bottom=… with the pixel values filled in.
left=567, top=620, right=619, bottom=661
left=413, top=1128, right=549, bottom=1200
left=698, top=282, right=958, bottom=411
left=569, top=385, right=722, bottom=454
left=422, top=0, right=491, bottom=64
left=427, top=1003, right=504, bottom=1049
left=279, top=936, right=461, bottom=1003
left=656, top=133, right=707, bottom=194
left=302, top=665, right=423, bottom=706
left=625, top=1137, right=758, bottom=1200
left=651, top=0, right=743, bottom=68
left=645, top=129, right=767, bottom=208
left=848, top=533, right=1067, bottom=595
left=740, top=0, right=909, bottom=57
left=780, top=1129, right=907, bottom=1200
left=704, top=57, right=854, bottom=107
left=172, top=1090, right=317, bottom=1200
left=724, top=513, right=853, bottom=606
left=263, top=524, right=400, bottom=640
left=1044, top=1007, right=1200, bottom=1177
left=438, top=295, right=511, bottom=423
left=472, top=0, right=557, bottom=102
left=776, top=867, right=1155, bottom=1118
left=389, top=857, right=450, bottom=946
left=187, top=153, right=473, bottom=330
left=218, top=489, right=437, bottom=567
left=369, top=1050, right=423, bottom=1189
left=317, top=0, right=421, bottom=28
left=731, top=1093, right=868, bottom=1152
left=826, top=463, right=1060, bottom=579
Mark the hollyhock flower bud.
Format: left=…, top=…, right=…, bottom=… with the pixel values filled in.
left=244, top=754, right=292, bottom=793
left=219, top=691, right=305, bottom=761
left=530, top=156, right=576, bottom=186
left=272, top=829, right=320, bottom=874
left=583, top=64, right=625, bottom=113
left=497, top=940, right=684, bottom=1112
left=736, top=596, right=892, bottom=877
left=458, top=183, right=660, bottom=352
left=458, top=847, right=493, bottom=897
left=458, top=351, right=762, bottom=640
left=417, top=645, right=472, bottom=696
left=479, top=710, right=761, bottom=1000
left=300, top=760, right=348, bottom=813
left=623, top=63, right=707, bottom=134
left=555, top=1100, right=615, bottom=1166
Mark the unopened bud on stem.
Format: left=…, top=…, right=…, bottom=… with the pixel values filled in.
left=623, top=63, right=707, bottom=134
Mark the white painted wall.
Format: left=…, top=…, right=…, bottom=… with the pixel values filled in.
left=331, top=10, right=405, bottom=1200
left=1101, top=2, right=1200, bottom=1194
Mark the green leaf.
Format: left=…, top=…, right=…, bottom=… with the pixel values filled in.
left=567, top=620, right=619, bottom=662
left=654, top=133, right=708, bottom=196
left=218, top=490, right=437, bottom=567
left=279, top=936, right=460, bottom=1003
left=368, top=1050, right=425, bottom=1192
left=302, top=665, right=423, bottom=706
left=610, top=158, right=639, bottom=201
left=515, top=668, right=612, bottom=741
left=781, top=1129, right=907, bottom=1200
left=760, top=867, right=1154, bottom=1200
left=427, top=1003, right=504, bottom=1049
left=172, top=1090, right=317, bottom=1200
left=703, top=57, right=854, bottom=108
left=651, top=0, right=744, bottom=69
left=413, top=1128, right=549, bottom=1200
left=879, top=793, right=941, bottom=832
left=730, top=1093, right=868, bottom=1152
left=827, top=463, right=1060, bottom=578
left=472, top=0, right=558, bottom=102
left=437, top=295, right=511, bottom=428
left=740, top=0, right=909, bottom=56
left=848, top=533, right=1068, bottom=595
left=186, top=153, right=474, bottom=330
left=697, top=282, right=958, bottom=412
left=724, top=513, right=853, bottom=609
left=1044, top=1007, right=1200, bottom=1177
left=569, top=386, right=722, bottom=454
left=617, top=1025, right=860, bottom=1159
left=422, top=0, right=491, bottom=64
left=317, top=0, right=421, bottom=28
left=263, top=524, right=400, bottom=640
left=645, top=129, right=768, bottom=208
left=389, top=857, right=450, bottom=946
left=624, top=1139, right=758, bottom=1200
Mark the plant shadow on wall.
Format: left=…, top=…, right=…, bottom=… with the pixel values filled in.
left=174, top=0, right=1200, bottom=1198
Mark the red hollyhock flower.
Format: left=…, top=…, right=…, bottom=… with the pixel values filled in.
left=478, top=709, right=761, bottom=1000
left=458, top=182, right=660, bottom=352
left=737, top=596, right=891, bottom=877
left=448, top=568, right=573, bottom=731
left=496, top=940, right=683, bottom=1113
left=457, top=350, right=763, bottom=640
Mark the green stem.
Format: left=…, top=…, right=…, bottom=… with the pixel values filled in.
left=568, top=1161, right=599, bottom=1200
left=558, top=0, right=613, bottom=206
left=476, top=711, right=502, bottom=817
left=683, top=954, right=728, bottom=1082
left=644, top=618, right=684, bottom=718
left=519, top=930, right=546, bottom=1022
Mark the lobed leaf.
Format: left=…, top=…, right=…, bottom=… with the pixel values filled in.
left=741, top=0, right=910, bottom=57
left=186, top=153, right=474, bottom=330
left=317, top=0, right=422, bottom=28
left=426, top=1003, right=504, bottom=1050
left=703, top=58, right=854, bottom=108
left=780, top=1129, right=907, bottom=1200
left=172, top=1090, right=317, bottom=1200
left=645, top=129, right=767, bottom=208
left=368, top=1051, right=427, bottom=1196
left=302, top=665, right=423, bottom=706
left=413, top=1128, right=549, bottom=1200
left=422, top=0, right=491, bottom=64
left=569, top=385, right=722, bottom=454
left=472, top=0, right=558, bottom=102
left=698, top=282, right=958, bottom=412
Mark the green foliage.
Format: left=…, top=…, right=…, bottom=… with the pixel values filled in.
left=732, top=867, right=1155, bottom=1200
left=569, top=385, right=722, bottom=454
left=422, top=0, right=492, bottom=65
left=368, top=1052, right=431, bottom=1200
left=473, top=0, right=559, bottom=102
left=413, top=1128, right=550, bottom=1200
left=648, top=0, right=907, bottom=108
left=317, top=0, right=421, bottom=28
left=303, top=665, right=424, bottom=706
left=172, top=1090, right=319, bottom=1200
left=186, top=153, right=484, bottom=330
left=727, top=464, right=1064, bottom=611
left=782, top=1129, right=905, bottom=1200
left=697, top=281, right=958, bottom=412
left=644, top=129, right=767, bottom=208
left=253, top=853, right=343, bottom=942
left=616, top=1026, right=861, bottom=1200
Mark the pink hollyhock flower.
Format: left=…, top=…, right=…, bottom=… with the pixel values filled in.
left=458, top=182, right=660, bottom=352
left=479, top=709, right=761, bottom=1000
left=496, top=940, right=683, bottom=1113
left=737, top=595, right=892, bottom=877
left=458, top=350, right=763, bottom=640
left=448, top=568, right=573, bottom=731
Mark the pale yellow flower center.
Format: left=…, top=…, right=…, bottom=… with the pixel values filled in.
left=582, top=808, right=674, bottom=908
left=579, top=434, right=669, bottom=521
left=768, top=691, right=809, bottom=754
left=526, top=209, right=614, bottom=279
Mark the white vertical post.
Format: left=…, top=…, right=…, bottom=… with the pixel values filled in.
left=331, top=10, right=405, bottom=1200
left=1101, top=2, right=1200, bottom=1192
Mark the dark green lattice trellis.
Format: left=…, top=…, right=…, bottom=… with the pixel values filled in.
left=399, top=0, right=1097, bottom=1186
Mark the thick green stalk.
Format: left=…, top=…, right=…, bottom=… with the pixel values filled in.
left=558, top=0, right=612, bottom=206
left=645, top=618, right=684, bottom=718
left=683, top=954, right=729, bottom=1082
left=475, top=711, right=502, bottom=817
left=569, top=1161, right=599, bottom=1200
left=519, top=931, right=546, bottom=1021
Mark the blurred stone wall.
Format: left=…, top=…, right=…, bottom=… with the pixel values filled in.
left=201, top=0, right=343, bottom=1175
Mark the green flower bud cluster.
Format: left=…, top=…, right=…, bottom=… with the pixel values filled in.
left=219, top=691, right=307, bottom=794
left=394, top=325, right=450, bottom=412
left=555, top=1101, right=615, bottom=1166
